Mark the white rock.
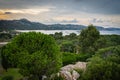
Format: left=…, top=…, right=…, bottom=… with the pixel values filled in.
left=60, top=62, right=86, bottom=80
left=60, top=71, right=73, bottom=80
left=74, top=62, right=87, bottom=70
left=72, top=70, right=80, bottom=80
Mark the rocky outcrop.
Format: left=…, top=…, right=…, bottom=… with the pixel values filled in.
left=60, top=62, right=87, bottom=80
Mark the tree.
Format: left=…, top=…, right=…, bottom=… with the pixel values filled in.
left=69, top=33, right=77, bottom=39
left=60, top=41, right=76, bottom=53
left=1, top=32, right=62, bottom=79
left=64, top=33, right=77, bottom=40
left=0, top=33, right=12, bottom=42
left=79, top=25, right=100, bottom=54
left=62, top=52, right=77, bottom=66
left=82, top=46, right=120, bottom=80
left=94, top=36, right=108, bottom=50
left=53, top=32, right=63, bottom=40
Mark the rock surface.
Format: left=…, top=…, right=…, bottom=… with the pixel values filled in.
left=60, top=62, right=86, bottom=80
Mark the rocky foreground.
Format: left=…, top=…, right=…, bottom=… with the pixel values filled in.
left=59, top=62, right=87, bottom=80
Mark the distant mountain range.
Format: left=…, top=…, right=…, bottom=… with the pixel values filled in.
left=0, top=19, right=120, bottom=31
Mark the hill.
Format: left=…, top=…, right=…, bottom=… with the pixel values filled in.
left=0, top=19, right=120, bottom=31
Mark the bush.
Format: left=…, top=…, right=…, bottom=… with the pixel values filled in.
left=96, top=45, right=120, bottom=58
left=62, top=52, right=77, bottom=66
left=51, top=74, right=64, bottom=80
left=60, top=41, right=76, bottom=53
left=2, top=75, right=13, bottom=80
left=81, top=45, right=120, bottom=80
left=62, top=52, right=91, bottom=66
left=79, top=25, right=100, bottom=54
left=76, top=53, right=92, bottom=62
left=1, top=32, right=62, bottom=79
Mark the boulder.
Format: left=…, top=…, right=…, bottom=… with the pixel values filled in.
left=60, top=71, right=73, bottom=80
left=60, top=62, right=86, bottom=80
left=72, top=70, right=80, bottom=80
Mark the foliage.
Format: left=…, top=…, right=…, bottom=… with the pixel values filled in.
left=94, top=36, right=108, bottom=50
left=50, top=32, right=79, bottom=53
left=101, top=35, right=120, bottom=47
left=64, top=33, right=77, bottom=40
left=53, top=32, right=120, bottom=54
left=0, top=68, right=23, bottom=80
left=79, top=25, right=100, bottom=54
left=74, top=68, right=84, bottom=75
left=76, top=53, right=92, bottom=62
left=96, top=45, right=120, bottom=58
left=0, top=33, right=12, bottom=42
left=50, top=74, right=64, bottom=80
left=1, top=32, right=62, bottom=79
left=60, top=41, right=76, bottom=53
left=81, top=45, right=120, bottom=80
left=53, top=32, right=63, bottom=40
left=1, top=75, right=13, bottom=80
left=62, top=52, right=91, bottom=66
left=62, top=52, right=77, bottom=66
left=1, top=26, right=120, bottom=80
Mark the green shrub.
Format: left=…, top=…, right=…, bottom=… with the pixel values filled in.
left=62, top=52, right=77, bottom=66
left=76, top=53, right=92, bottom=62
left=79, top=25, right=100, bottom=54
left=81, top=45, right=120, bottom=80
left=96, top=45, right=120, bottom=58
left=62, top=52, right=91, bottom=66
left=1, top=32, right=62, bottom=79
left=2, top=75, right=13, bottom=80
left=51, top=74, right=64, bottom=80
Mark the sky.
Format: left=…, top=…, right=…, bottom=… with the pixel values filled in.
left=0, top=0, right=120, bottom=28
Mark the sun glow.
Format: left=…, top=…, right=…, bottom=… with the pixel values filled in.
left=0, top=8, right=50, bottom=15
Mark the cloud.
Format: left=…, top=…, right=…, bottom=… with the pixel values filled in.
left=89, top=17, right=120, bottom=28
left=0, top=8, right=51, bottom=15
left=91, top=18, right=111, bottom=23
left=0, top=0, right=120, bottom=14
left=43, top=18, right=80, bottom=24
left=0, top=13, right=4, bottom=15
left=91, top=18, right=104, bottom=23
left=4, top=12, right=12, bottom=14
left=0, top=10, right=4, bottom=15
left=61, top=19, right=79, bottom=23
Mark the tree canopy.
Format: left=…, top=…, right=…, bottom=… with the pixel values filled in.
left=82, top=45, right=120, bottom=80
left=79, top=25, right=100, bottom=54
left=1, top=32, right=62, bottom=79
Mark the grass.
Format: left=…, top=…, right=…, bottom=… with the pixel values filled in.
left=0, top=68, right=23, bottom=80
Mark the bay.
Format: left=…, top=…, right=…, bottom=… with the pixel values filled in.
left=16, top=30, right=120, bottom=35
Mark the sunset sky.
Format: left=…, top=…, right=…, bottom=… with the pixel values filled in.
left=0, top=0, right=120, bottom=28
